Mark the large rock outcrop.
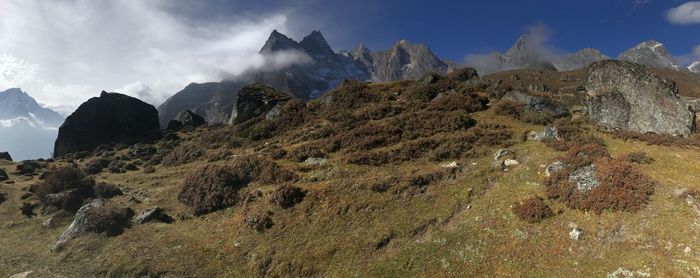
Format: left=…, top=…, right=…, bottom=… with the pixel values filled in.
left=167, top=109, right=206, bottom=131
left=585, top=60, right=695, bottom=136
left=229, top=84, right=292, bottom=124
left=54, top=92, right=161, bottom=157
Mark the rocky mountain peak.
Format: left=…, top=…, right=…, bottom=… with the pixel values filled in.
left=259, top=30, right=300, bottom=54
left=0, top=88, right=64, bottom=127
left=299, top=30, right=335, bottom=57
left=555, top=48, right=609, bottom=71
left=688, top=61, right=700, bottom=73
left=617, top=40, right=683, bottom=71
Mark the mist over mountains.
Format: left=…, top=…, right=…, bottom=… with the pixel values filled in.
left=2, top=28, right=700, bottom=160
left=0, top=88, right=64, bottom=160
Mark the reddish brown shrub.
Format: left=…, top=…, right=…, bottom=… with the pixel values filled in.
left=178, top=156, right=295, bottom=215
left=288, top=145, right=327, bottom=162
left=83, top=202, right=134, bottom=236
left=493, top=100, right=523, bottom=118
left=612, top=130, right=700, bottom=147
left=94, top=182, right=123, bottom=198
left=618, top=152, right=654, bottom=164
left=162, top=142, right=206, bottom=167
left=512, top=196, right=555, bottom=223
left=269, top=185, right=306, bottom=209
left=30, top=166, right=95, bottom=212
left=545, top=156, right=655, bottom=214
left=428, top=93, right=487, bottom=113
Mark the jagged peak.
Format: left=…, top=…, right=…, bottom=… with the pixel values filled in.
left=299, top=30, right=334, bottom=56
left=260, top=29, right=300, bottom=54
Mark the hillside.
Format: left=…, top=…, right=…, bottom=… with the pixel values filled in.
left=1, top=67, right=700, bottom=277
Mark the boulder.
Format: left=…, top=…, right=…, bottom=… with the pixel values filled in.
left=502, top=91, right=568, bottom=117
left=52, top=199, right=133, bottom=251
left=569, top=164, right=599, bottom=193
left=9, top=271, right=34, bottom=278
left=167, top=109, right=206, bottom=131
left=0, top=169, right=8, bottom=181
left=585, top=60, right=695, bottom=136
left=0, top=151, right=12, bottom=161
left=134, top=207, right=174, bottom=224
left=16, top=161, right=40, bottom=175
left=54, top=91, right=161, bottom=157
left=229, top=84, right=292, bottom=124
left=528, top=127, right=560, bottom=141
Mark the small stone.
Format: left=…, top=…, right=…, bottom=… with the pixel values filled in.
left=441, top=161, right=459, bottom=168
left=303, top=157, right=327, bottom=165
left=9, top=271, right=34, bottom=278
left=504, top=159, right=520, bottom=166
left=545, top=161, right=566, bottom=177
left=569, top=224, right=583, bottom=241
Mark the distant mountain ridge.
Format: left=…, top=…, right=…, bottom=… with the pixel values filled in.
left=0, top=88, right=65, bottom=160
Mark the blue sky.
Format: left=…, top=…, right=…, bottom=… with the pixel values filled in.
left=190, top=0, right=700, bottom=60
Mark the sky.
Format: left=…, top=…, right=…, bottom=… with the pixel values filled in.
left=1, top=0, right=699, bottom=114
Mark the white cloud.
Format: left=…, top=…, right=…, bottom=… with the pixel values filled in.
left=0, top=0, right=306, bottom=112
left=666, top=2, right=700, bottom=25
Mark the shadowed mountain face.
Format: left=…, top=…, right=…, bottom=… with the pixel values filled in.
left=349, top=40, right=449, bottom=81
left=158, top=30, right=449, bottom=126
left=0, top=88, right=65, bottom=160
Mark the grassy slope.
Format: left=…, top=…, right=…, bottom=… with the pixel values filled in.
left=1, top=109, right=699, bottom=277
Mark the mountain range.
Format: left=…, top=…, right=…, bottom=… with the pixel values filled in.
left=0, top=88, right=65, bottom=160
left=157, top=30, right=450, bottom=127
left=3, top=30, right=700, bottom=160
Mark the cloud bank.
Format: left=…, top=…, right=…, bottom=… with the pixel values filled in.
left=666, top=2, right=700, bottom=25
left=0, top=0, right=309, bottom=112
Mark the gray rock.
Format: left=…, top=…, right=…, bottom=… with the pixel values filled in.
left=545, top=161, right=566, bottom=177
left=528, top=127, right=560, bottom=141
left=0, top=151, right=12, bottom=161
left=569, top=164, right=599, bottom=193
left=502, top=91, right=568, bottom=117
left=9, top=271, right=34, bottom=278
left=167, top=109, right=206, bottom=131
left=494, top=148, right=515, bottom=162
left=303, top=157, right=328, bottom=165
left=52, top=199, right=133, bottom=251
left=134, top=207, right=174, bottom=224
left=585, top=60, right=695, bottom=136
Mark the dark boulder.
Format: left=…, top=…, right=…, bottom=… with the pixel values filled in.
left=16, top=161, right=40, bottom=175
left=0, top=152, right=12, bottom=161
left=229, top=84, right=292, bottom=124
left=54, top=91, right=161, bottom=157
left=166, top=109, right=206, bottom=131
left=502, top=91, right=568, bottom=117
left=585, top=60, right=695, bottom=136
left=0, top=169, right=8, bottom=181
